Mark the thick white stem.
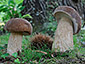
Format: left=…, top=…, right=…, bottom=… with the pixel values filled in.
left=7, top=33, right=23, bottom=55
left=52, top=17, right=73, bottom=52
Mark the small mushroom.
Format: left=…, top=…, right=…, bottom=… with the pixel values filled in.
left=52, top=6, right=81, bottom=52
left=4, top=18, right=32, bottom=55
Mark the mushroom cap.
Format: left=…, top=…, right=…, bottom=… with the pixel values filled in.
left=4, top=18, right=32, bottom=35
left=53, top=6, right=81, bottom=35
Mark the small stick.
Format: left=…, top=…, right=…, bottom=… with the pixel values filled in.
left=35, top=50, right=47, bottom=55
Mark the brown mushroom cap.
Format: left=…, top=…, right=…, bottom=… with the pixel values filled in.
left=4, top=18, right=32, bottom=35
left=53, top=6, right=81, bottom=35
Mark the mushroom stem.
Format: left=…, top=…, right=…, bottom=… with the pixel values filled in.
left=7, top=33, right=23, bottom=55
left=52, top=17, right=73, bottom=52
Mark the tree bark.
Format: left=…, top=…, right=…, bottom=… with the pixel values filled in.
left=21, top=0, right=85, bottom=32
left=21, top=0, right=47, bottom=32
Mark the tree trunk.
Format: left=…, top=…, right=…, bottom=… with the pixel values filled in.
left=21, top=0, right=85, bottom=32
left=21, top=0, right=47, bottom=32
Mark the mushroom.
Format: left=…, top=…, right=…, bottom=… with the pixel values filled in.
left=4, top=18, right=32, bottom=55
left=52, top=6, right=81, bottom=52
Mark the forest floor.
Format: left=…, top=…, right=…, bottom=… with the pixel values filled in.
left=0, top=32, right=85, bottom=64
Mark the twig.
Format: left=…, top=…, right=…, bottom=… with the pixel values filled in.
left=35, top=50, right=47, bottom=55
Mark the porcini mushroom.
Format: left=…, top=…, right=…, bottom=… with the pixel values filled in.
left=52, top=6, right=81, bottom=52
left=4, top=18, right=32, bottom=55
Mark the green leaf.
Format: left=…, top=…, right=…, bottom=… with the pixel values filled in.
left=14, top=0, right=23, bottom=4
left=14, top=58, right=20, bottom=63
left=8, top=0, right=15, bottom=5
left=12, top=52, right=18, bottom=58
left=0, top=5, right=7, bottom=12
left=1, top=53, right=9, bottom=59
left=19, top=6, right=25, bottom=11
left=22, top=14, right=33, bottom=19
left=0, top=46, right=4, bottom=50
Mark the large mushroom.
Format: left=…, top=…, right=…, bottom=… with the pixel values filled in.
left=4, top=18, right=32, bottom=55
left=52, top=6, right=81, bottom=52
